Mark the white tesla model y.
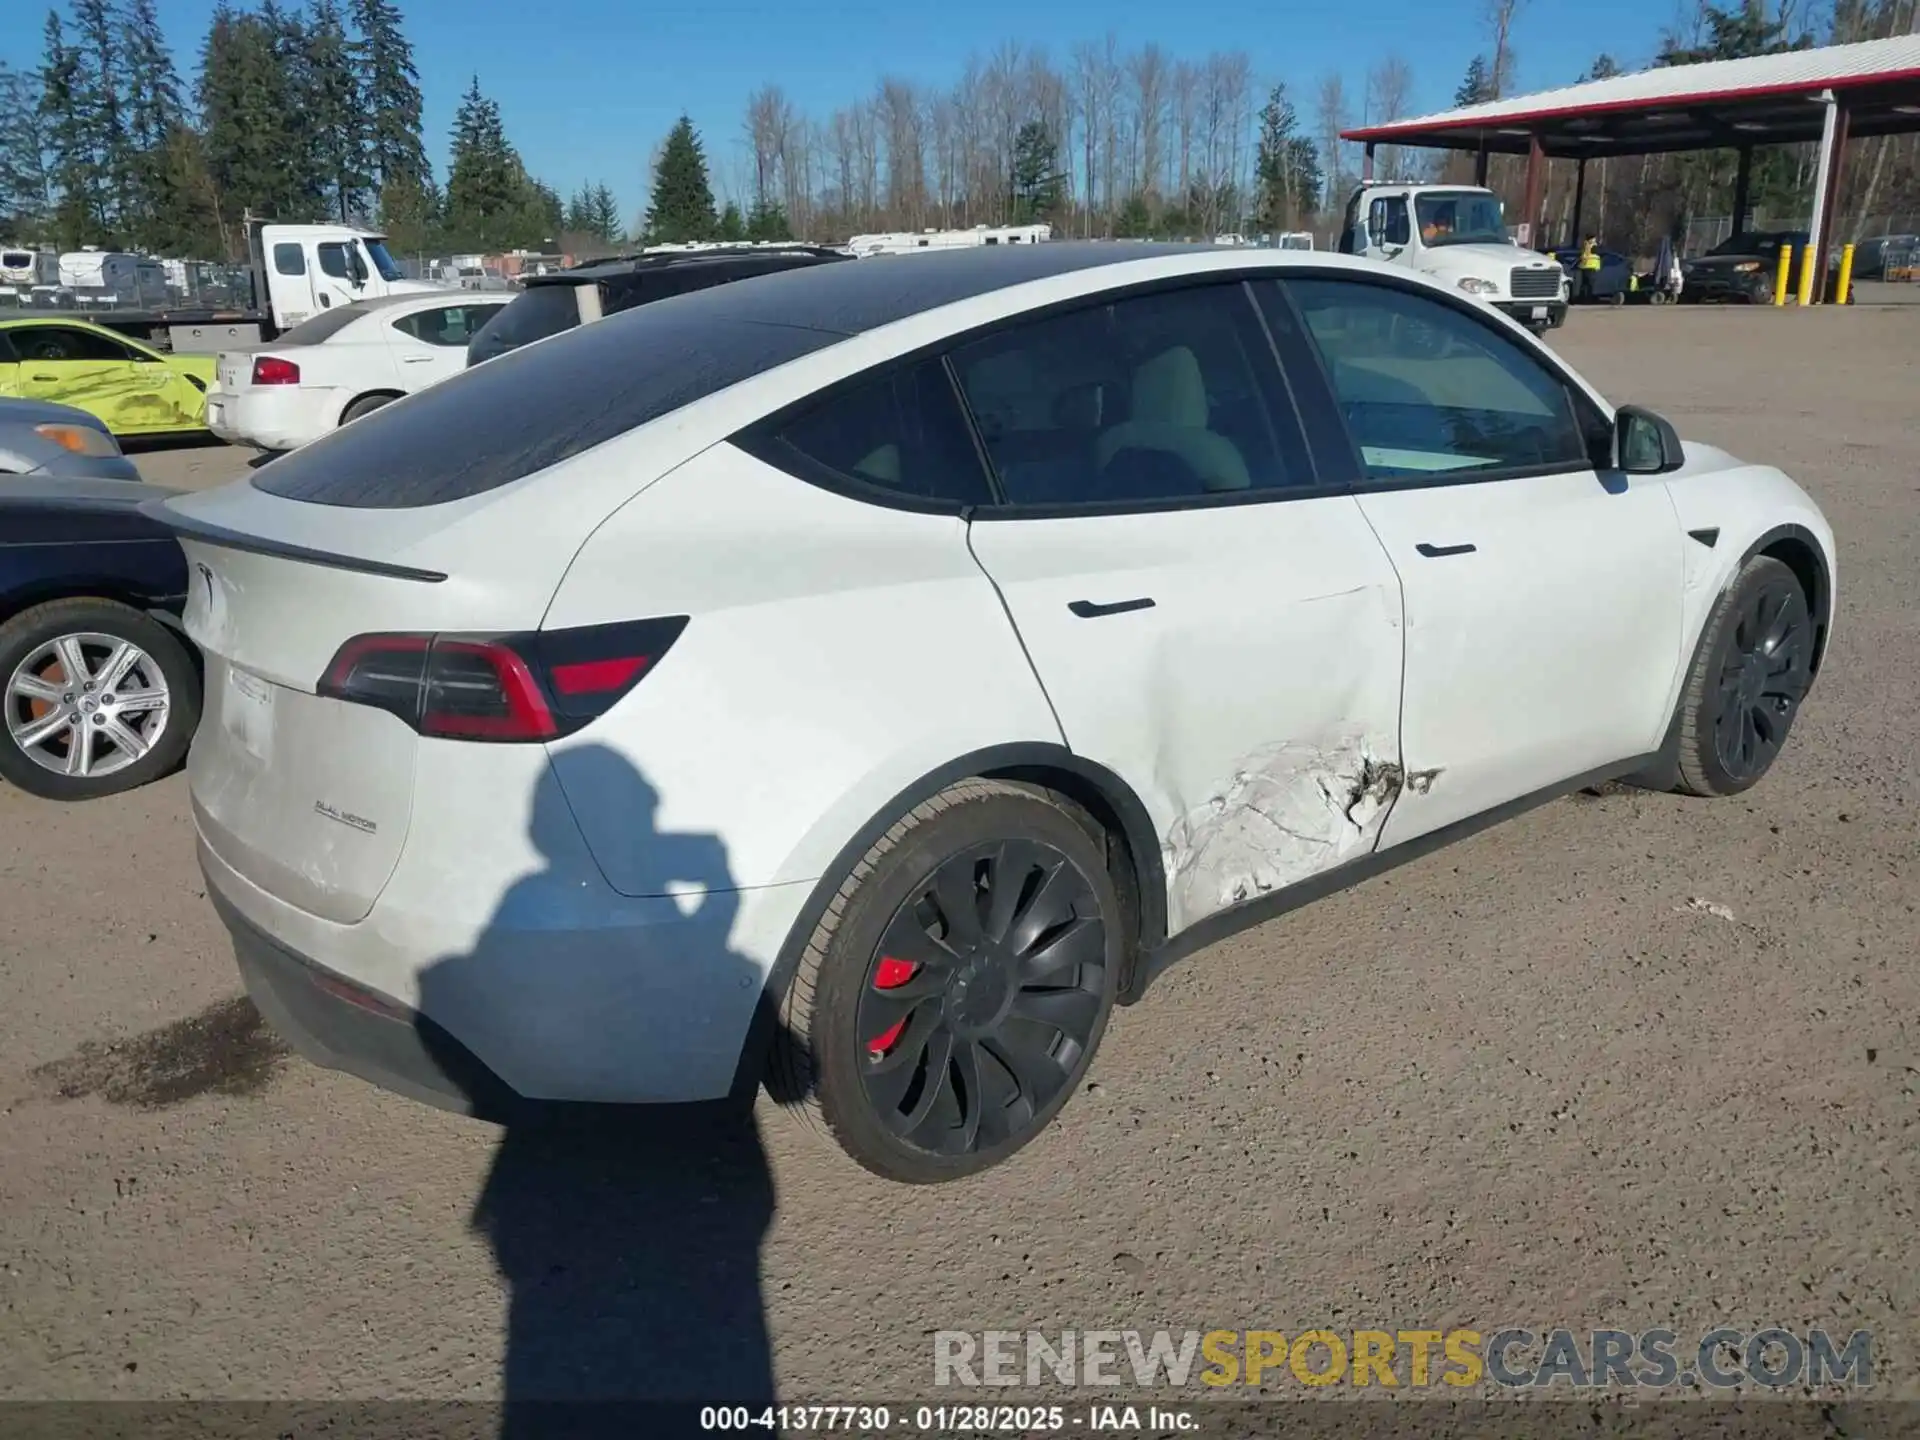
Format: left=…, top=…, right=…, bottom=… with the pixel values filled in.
left=149, top=243, right=1835, bottom=1182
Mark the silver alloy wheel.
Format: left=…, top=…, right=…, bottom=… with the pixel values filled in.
left=4, top=631, right=172, bottom=780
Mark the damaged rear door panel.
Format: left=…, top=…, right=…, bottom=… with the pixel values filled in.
left=968, top=502, right=1406, bottom=936
left=951, top=279, right=1410, bottom=939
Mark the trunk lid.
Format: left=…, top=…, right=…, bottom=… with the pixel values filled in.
left=155, top=453, right=639, bottom=923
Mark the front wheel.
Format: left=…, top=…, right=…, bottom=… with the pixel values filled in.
left=1673, top=556, right=1815, bottom=797
left=772, top=780, right=1122, bottom=1183
left=0, top=598, right=201, bottom=801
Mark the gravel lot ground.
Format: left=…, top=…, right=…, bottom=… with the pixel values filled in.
left=2, top=301, right=1915, bottom=1413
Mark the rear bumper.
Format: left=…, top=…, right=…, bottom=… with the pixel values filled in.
left=1494, top=298, right=1567, bottom=329
left=196, top=773, right=816, bottom=1110
left=206, top=388, right=334, bottom=451
left=215, top=883, right=520, bottom=1118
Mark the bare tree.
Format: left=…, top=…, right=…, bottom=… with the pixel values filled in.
left=1128, top=43, right=1169, bottom=203
left=1484, top=0, right=1525, bottom=99
left=744, top=84, right=788, bottom=211
left=1316, top=73, right=1351, bottom=213
left=1170, top=59, right=1200, bottom=216
left=877, top=77, right=926, bottom=228
left=1366, top=55, right=1414, bottom=180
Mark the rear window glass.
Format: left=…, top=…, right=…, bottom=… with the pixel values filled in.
left=277, top=302, right=381, bottom=345
left=253, top=296, right=845, bottom=509
left=465, top=283, right=581, bottom=367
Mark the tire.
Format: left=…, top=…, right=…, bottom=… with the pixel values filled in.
left=771, top=779, right=1122, bottom=1184
left=340, top=393, right=396, bottom=425
left=1672, top=556, right=1815, bottom=798
left=0, top=598, right=200, bottom=801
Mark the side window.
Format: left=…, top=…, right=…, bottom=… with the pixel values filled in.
left=1285, top=276, right=1592, bottom=482
left=272, top=243, right=306, bottom=276
left=947, top=282, right=1310, bottom=507
left=752, top=358, right=994, bottom=506
left=10, top=326, right=135, bottom=363
left=316, top=243, right=352, bottom=280
left=1369, top=197, right=1410, bottom=247
left=393, top=304, right=503, bottom=346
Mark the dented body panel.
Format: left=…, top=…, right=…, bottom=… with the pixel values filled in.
left=967, top=494, right=1405, bottom=938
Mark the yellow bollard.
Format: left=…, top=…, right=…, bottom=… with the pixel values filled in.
left=1837, top=243, right=1856, bottom=305
left=1774, top=244, right=1793, bottom=305
left=1796, top=244, right=1816, bottom=307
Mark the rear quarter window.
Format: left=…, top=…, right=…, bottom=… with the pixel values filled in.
left=277, top=303, right=380, bottom=345
left=465, top=283, right=582, bottom=367
left=254, top=294, right=844, bottom=509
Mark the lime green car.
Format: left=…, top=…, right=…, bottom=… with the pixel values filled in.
left=0, top=317, right=215, bottom=436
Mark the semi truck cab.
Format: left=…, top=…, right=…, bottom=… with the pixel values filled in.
left=1338, top=182, right=1569, bottom=334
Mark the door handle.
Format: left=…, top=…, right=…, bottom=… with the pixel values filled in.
left=32, top=373, right=58, bottom=381
left=1069, top=597, right=1156, bottom=619
left=400, top=355, right=433, bottom=363
left=1415, top=542, right=1477, bottom=558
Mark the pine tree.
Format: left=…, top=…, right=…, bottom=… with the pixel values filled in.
left=565, top=184, right=591, bottom=235
left=746, top=198, right=793, bottom=240
left=644, top=115, right=717, bottom=243
left=1, top=61, right=54, bottom=233
left=716, top=200, right=746, bottom=241
left=1253, top=85, right=1304, bottom=233
left=587, top=182, right=621, bottom=242
left=377, top=171, right=438, bottom=253
left=1579, top=53, right=1623, bottom=82
left=39, top=11, right=101, bottom=245
left=1454, top=55, right=1496, bottom=107
left=199, top=5, right=301, bottom=230
left=70, top=0, right=132, bottom=233
left=1011, top=120, right=1063, bottom=222
left=306, top=0, right=369, bottom=221
left=121, top=0, right=192, bottom=249
left=350, top=0, right=427, bottom=190
left=445, top=75, right=516, bottom=246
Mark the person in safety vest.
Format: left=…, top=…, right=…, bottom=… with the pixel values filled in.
left=1577, top=236, right=1603, bottom=301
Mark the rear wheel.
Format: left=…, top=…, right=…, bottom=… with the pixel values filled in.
left=772, top=780, right=1121, bottom=1183
left=340, top=393, right=395, bottom=425
left=0, top=598, right=200, bottom=801
left=1673, top=556, right=1814, bottom=798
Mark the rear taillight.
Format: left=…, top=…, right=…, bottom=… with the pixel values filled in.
left=317, top=618, right=687, bottom=742
left=251, top=355, right=300, bottom=385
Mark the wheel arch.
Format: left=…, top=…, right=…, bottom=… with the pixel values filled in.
left=0, top=577, right=187, bottom=637
left=338, top=388, right=404, bottom=425
left=733, top=741, right=1167, bottom=1100
left=1746, top=523, right=1832, bottom=677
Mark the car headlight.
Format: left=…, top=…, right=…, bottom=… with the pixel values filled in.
left=35, top=422, right=122, bottom=458
left=1733, top=261, right=1761, bottom=272
left=1456, top=276, right=1499, bottom=296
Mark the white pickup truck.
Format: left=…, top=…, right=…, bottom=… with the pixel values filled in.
left=1336, top=182, right=1569, bottom=335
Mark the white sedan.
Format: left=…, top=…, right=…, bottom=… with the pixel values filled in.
left=204, top=292, right=510, bottom=453
left=151, top=244, right=1834, bottom=1183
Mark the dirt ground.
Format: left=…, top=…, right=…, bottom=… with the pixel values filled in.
left=2, top=301, right=1916, bottom=1411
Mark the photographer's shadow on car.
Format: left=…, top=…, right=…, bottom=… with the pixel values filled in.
left=411, top=742, right=782, bottom=1429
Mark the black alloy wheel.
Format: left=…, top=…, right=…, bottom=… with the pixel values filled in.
left=1709, top=567, right=1813, bottom=785
left=771, top=779, right=1122, bottom=1183
left=855, top=838, right=1108, bottom=1158
left=1675, top=555, right=1815, bottom=797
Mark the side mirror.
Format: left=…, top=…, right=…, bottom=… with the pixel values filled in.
left=1616, top=405, right=1684, bottom=474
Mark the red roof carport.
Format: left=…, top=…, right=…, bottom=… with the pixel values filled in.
left=1342, top=34, right=1920, bottom=301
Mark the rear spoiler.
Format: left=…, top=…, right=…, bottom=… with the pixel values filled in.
left=136, top=496, right=448, bottom=583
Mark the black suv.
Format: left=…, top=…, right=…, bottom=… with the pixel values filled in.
left=466, top=245, right=852, bottom=367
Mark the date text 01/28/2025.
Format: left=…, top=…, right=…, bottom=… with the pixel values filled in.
left=699, top=1404, right=1197, bottom=1432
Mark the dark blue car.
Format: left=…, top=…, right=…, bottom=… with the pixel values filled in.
left=1552, top=247, right=1634, bottom=302
left=0, top=474, right=199, bottom=801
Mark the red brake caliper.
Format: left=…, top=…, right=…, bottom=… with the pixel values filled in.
left=867, top=956, right=919, bottom=1057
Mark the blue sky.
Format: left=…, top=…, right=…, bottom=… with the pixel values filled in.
left=6, top=0, right=1686, bottom=227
